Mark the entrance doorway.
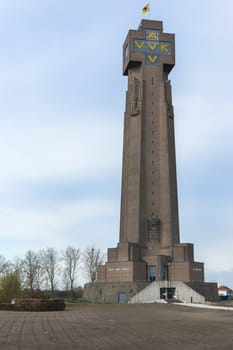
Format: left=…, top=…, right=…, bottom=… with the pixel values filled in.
left=118, top=292, right=126, bottom=304
left=160, top=288, right=175, bottom=300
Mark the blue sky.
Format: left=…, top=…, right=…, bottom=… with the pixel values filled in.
left=0, top=0, right=233, bottom=287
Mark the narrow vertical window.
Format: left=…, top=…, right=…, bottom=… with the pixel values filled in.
left=125, top=45, right=128, bottom=60
left=148, top=265, right=156, bottom=282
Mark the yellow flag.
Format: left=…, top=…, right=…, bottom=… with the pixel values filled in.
left=142, top=3, right=150, bottom=14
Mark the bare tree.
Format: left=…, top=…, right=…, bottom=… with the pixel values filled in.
left=40, top=248, right=59, bottom=295
left=0, top=254, right=11, bottom=276
left=61, top=246, right=81, bottom=294
left=62, top=269, right=70, bottom=293
left=23, top=250, right=41, bottom=292
left=83, top=246, right=105, bottom=283
left=12, top=256, right=26, bottom=288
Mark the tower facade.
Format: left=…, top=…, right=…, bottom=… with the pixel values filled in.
left=96, top=20, right=204, bottom=287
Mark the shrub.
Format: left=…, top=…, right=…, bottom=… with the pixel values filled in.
left=0, top=273, right=22, bottom=303
left=15, top=298, right=65, bottom=311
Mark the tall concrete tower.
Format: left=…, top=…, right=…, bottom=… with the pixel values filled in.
left=120, top=19, right=179, bottom=253
left=84, top=20, right=218, bottom=303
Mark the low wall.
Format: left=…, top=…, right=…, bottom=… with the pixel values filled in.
left=185, top=282, right=218, bottom=302
left=0, top=299, right=65, bottom=311
left=83, top=282, right=148, bottom=303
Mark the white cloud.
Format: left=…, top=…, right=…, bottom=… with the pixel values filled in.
left=175, top=95, right=233, bottom=162
left=0, top=110, right=122, bottom=184
left=205, top=239, right=233, bottom=272
left=0, top=196, right=119, bottom=256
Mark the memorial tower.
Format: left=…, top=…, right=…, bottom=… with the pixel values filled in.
left=84, top=20, right=218, bottom=303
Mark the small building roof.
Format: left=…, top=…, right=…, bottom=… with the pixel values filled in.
left=218, top=285, right=233, bottom=292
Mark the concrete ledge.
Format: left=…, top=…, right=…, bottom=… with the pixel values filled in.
left=175, top=303, right=233, bottom=311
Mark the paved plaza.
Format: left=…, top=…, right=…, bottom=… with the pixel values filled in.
left=0, top=303, right=232, bottom=349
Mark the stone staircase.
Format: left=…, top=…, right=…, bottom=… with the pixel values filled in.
left=129, top=280, right=206, bottom=304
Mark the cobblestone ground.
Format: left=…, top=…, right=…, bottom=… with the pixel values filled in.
left=0, top=303, right=233, bottom=349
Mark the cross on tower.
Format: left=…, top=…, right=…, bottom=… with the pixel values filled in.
left=123, top=20, right=175, bottom=75
left=133, top=29, right=172, bottom=65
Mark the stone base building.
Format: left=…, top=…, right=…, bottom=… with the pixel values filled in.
left=84, top=281, right=218, bottom=304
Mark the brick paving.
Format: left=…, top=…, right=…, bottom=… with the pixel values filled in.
left=0, top=303, right=232, bottom=349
